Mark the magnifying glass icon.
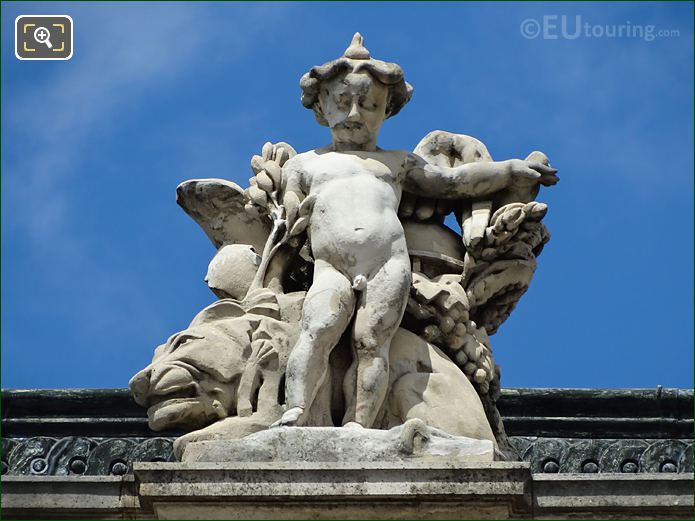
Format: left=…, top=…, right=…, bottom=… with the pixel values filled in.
left=33, top=26, right=53, bottom=49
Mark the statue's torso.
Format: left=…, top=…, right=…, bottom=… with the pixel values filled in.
left=296, top=149, right=410, bottom=274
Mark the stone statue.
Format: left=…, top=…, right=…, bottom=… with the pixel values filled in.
left=129, top=33, right=558, bottom=461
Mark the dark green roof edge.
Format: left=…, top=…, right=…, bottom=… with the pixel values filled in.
left=2, top=387, right=693, bottom=439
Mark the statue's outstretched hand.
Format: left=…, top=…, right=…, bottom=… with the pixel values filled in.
left=508, top=156, right=559, bottom=187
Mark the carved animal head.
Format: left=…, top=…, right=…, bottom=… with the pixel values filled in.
left=129, top=298, right=295, bottom=432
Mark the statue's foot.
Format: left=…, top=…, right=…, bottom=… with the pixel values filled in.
left=270, top=406, right=304, bottom=428
left=343, top=421, right=365, bottom=429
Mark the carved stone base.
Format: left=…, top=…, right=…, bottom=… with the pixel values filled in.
left=134, top=461, right=531, bottom=520
left=180, top=420, right=495, bottom=464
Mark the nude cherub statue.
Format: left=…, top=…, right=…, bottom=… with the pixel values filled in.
left=275, top=33, right=558, bottom=428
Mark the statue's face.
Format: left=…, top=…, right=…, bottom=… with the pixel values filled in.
left=318, top=71, right=389, bottom=148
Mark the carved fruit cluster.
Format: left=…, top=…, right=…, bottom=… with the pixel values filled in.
left=464, top=201, right=551, bottom=334
left=483, top=201, right=549, bottom=252
left=422, top=318, right=495, bottom=396
left=409, top=274, right=496, bottom=396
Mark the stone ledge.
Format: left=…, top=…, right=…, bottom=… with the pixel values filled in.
left=134, top=461, right=532, bottom=519
left=0, top=475, right=146, bottom=519
left=532, top=473, right=695, bottom=519
left=2, top=464, right=693, bottom=519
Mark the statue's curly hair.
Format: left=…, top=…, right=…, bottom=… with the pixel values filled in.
left=299, top=33, right=413, bottom=126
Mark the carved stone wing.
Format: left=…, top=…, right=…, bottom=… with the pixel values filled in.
left=176, top=178, right=271, bottom=255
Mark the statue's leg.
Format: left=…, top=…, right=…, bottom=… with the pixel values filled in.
left=279, top=260, right=355, bottom=426
left=343, top=255, right=411, bottom=428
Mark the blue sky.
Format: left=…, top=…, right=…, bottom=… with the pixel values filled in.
left=2, top=1, right=693, bottom=390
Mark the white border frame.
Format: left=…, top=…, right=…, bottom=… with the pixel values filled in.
left=15, top=15, right=74, bottom=61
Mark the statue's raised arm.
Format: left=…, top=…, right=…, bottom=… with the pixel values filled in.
left=403, top=147, right=558, bottom=200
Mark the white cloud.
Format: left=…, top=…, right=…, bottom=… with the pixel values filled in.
left=1, top=2, right=295, bottom=377
left=4, top=1, right=293, bottom=242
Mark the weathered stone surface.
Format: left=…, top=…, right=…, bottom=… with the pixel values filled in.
left=175, top=178, right=270, bottom=255
left=532, top=473, right=695, bottom=519
left=0, top=475, right=141, bottom=519
left=134, top=461, right=531, bottom=520
left=205, top=244, right=261, bottom=300
left=181, top=419, right=494, bottom=464
left=4, top=465, right=691, bottom=519
left=128, top=290, right=303, bottom=439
